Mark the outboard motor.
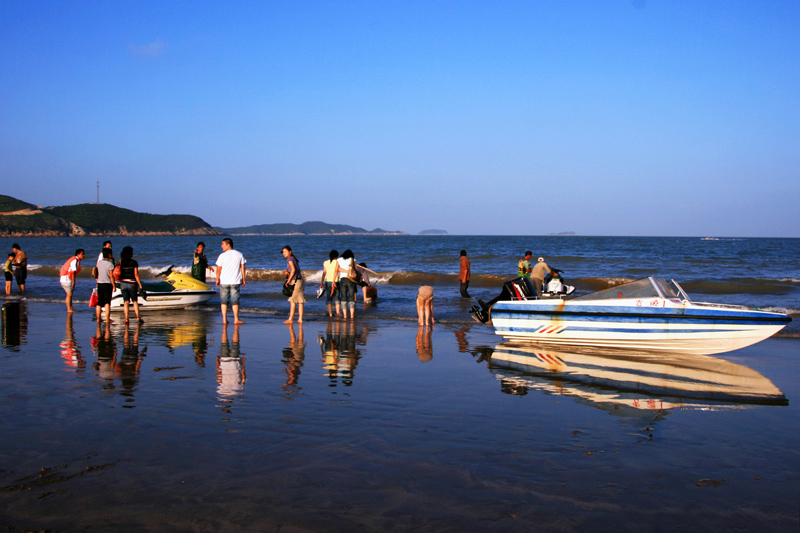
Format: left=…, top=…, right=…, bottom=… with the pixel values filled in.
left=471, top=276, right=537, bottom=324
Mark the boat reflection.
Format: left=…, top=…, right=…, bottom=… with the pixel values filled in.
left=488, top=342, right=788, bottom=413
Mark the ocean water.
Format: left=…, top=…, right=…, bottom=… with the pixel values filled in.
left=2, top=235, right=798, bottom=333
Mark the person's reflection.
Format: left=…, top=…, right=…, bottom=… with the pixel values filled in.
left=216, top=324, right=246, bottom=403
left=60, top=314, right=85, bottom=369
left=416, top=325, right=433, bottom=362
left=192, top=328, right=209, bottom=368
left=281, top=322, right=306, bottom=395
left=454, top=326, right=469, bottom=353
left=319, top=320, right=361, bottom=387
left=1, top=300, right=27, bottom=348
left=92, top=322, right=117, bottom=385
left=336, top=320, right=360, bottom=386
left=319, top=320, right=340, bottom=380
left=451, top=325, right=493, bottom=365
left=116, top=322, right=144, bottom=400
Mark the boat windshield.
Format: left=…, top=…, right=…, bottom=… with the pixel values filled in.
left=652, top=277, right=680, bottom=299
left=573, top=277, right=673, bottom=301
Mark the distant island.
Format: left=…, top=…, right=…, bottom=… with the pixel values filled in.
left=419, top=229, right=448, bottom=235
left=217, top=221, right=406, bottom=236
left=547, top=231, right=577, bottom=236
left=0, top=195, right=220, bottom=237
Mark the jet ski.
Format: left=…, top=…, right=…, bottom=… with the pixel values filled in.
left=110, top=266, right=216, bottom=310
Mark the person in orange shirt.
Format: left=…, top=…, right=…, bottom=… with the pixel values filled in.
left=458, top=250, right=471, bottom=299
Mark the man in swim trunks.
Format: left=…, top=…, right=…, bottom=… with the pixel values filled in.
left=11, top=244, right=27, bottom=295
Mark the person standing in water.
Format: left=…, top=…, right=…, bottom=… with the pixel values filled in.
left=118, top=246, right=144, bottom=324
left=282, top=245, right=305, bottom=324
left=95, top=248, right=116, bottom=323
left=458, top=250, right=471, bottom=298
left=320, top=250, right=340, bottom=318
left=97, top=240, right=113, bottom=264
left=518, top=251, right=533, bottom=278
left=11, top=243, right=27, bottom=295
left=4, top=252, right=15, bottom=295
left=332, top=249, right=357, bottom=320
left=59, top=248, right=85, bottom=313
left=215, top=238, right=246, bottom=325
left=191, top=242, right=215, bottom=283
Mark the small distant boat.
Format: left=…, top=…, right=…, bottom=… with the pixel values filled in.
left=473, top=276, right=791, bottom=355
left=111, top=271, right=215, bottom=310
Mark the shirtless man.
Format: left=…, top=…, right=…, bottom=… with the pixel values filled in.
left=11, top=244, right=27, bottom=295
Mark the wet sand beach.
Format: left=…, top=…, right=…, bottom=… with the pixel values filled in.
left=1, top=302, right=799, bottom=531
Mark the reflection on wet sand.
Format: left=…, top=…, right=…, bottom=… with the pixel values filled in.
left=217, top=324, right=245, bottom=402
left=281, top=322, right=306, bottom=395
left=91, top=321, right=117, bottom=382
left=90, top=321, right=145, bottom=404
left=416, top=325, right=433, bottom=362
left=60, top=314, right=85, bottom=370
left=1, top=299, right=28, bottom=349
left=318, top=320, right=365, bottom=388
left=488, top=342, right=788, bottom=415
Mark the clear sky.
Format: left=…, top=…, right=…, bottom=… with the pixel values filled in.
left=2, top=1, right=798, bottom=237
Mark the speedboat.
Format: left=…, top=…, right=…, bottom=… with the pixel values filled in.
left=110, top=271, right=216, bottom=310
left=472, top=276, right=791, bottom=355
left=488, top=342, right=787, bottom=412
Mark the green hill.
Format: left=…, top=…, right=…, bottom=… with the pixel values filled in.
left=0, top=195, right=74, bottom=237
left=46, top=203, right=219, bottom=235
left=0, top=195, right=220, bottom=237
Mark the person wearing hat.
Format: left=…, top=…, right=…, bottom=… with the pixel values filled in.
left=530, top=257, right=553, bottom=295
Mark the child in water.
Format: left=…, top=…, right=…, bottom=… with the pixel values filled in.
left=4, top=253, right=14, bottom=295
left=416, top=285, right=434, bottom=325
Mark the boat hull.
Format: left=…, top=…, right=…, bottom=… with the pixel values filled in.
left=110, top=289, right=215, bottom=310
left=490, top=299, right=790, bottom=355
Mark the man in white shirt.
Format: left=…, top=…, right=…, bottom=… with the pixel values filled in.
left=215, top=238, right=246, bottom=324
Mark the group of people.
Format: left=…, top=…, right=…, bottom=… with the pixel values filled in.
left=206, top=242, right=377, bottom=325
left=4, top=244, right=27, bottom=296
left=319, top=249, right=375, bottom=321
left=59, top=240, right=146, bottom=323
left=13, top=239, right=555, bottom=328
left=516, top=250, right=554, bottom=294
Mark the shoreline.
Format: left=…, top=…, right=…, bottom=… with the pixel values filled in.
left=1, top=301, right=799, bottom=530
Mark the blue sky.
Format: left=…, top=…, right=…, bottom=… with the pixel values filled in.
left=2, top=1, right=798, bottom=236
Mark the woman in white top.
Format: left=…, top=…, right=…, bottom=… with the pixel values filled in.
left=332, top=249, right=357, bottom=320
